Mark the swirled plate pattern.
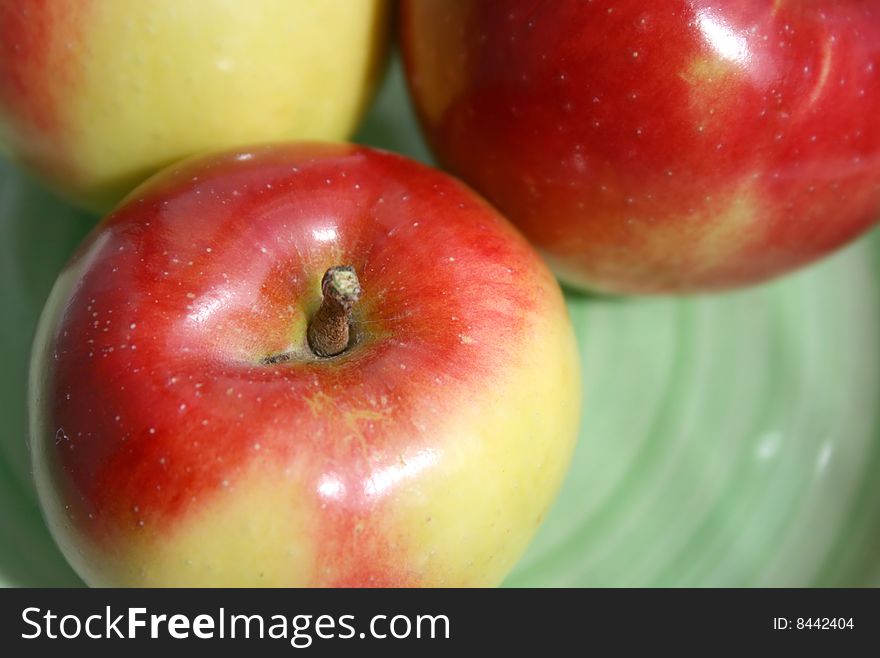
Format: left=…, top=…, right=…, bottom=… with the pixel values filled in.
left=1, top=58, right=877, bottom=587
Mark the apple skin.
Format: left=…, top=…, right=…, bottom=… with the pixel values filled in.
left=0, top=0, right=388, bottom=212
left=400, top=0, right=880, bottom=293
left=28, top=143, right=581, bottom=587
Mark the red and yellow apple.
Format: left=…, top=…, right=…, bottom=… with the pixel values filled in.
left=401, top=0, right=880, bottom=293
left=0, top=0, right=388, bottom=212
left=28, top=143, right=581, bottom=587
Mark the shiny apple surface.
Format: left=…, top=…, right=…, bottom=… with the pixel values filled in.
left=401, top=0, right=880, bottom=293
left=27, top=143, right=580, bottom=586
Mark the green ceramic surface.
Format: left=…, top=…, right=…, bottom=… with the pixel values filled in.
left=1, top=58, right=878, bottom=587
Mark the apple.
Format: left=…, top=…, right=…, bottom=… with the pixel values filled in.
left=28, top=142, right=581, bottom=587
left=400, top=0, right=880, bottom=293
left=0, top=0, right=389, bottom=212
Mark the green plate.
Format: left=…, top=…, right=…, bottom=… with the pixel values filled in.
left=2, top=58, right=878, bottom=587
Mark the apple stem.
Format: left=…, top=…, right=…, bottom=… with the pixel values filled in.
left=307, top=265, right=361, bottom=357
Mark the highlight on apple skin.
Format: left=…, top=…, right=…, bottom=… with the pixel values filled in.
left=28, top=143, right=581, bottom=587
left=400, top=0, right=880, bottom=294
left=0, top=0, right=389, bottom=212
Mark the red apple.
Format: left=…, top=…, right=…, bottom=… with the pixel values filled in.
left=28, top=143, right=581, bottom=587
left=400, top=0, right=880, bottom=293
